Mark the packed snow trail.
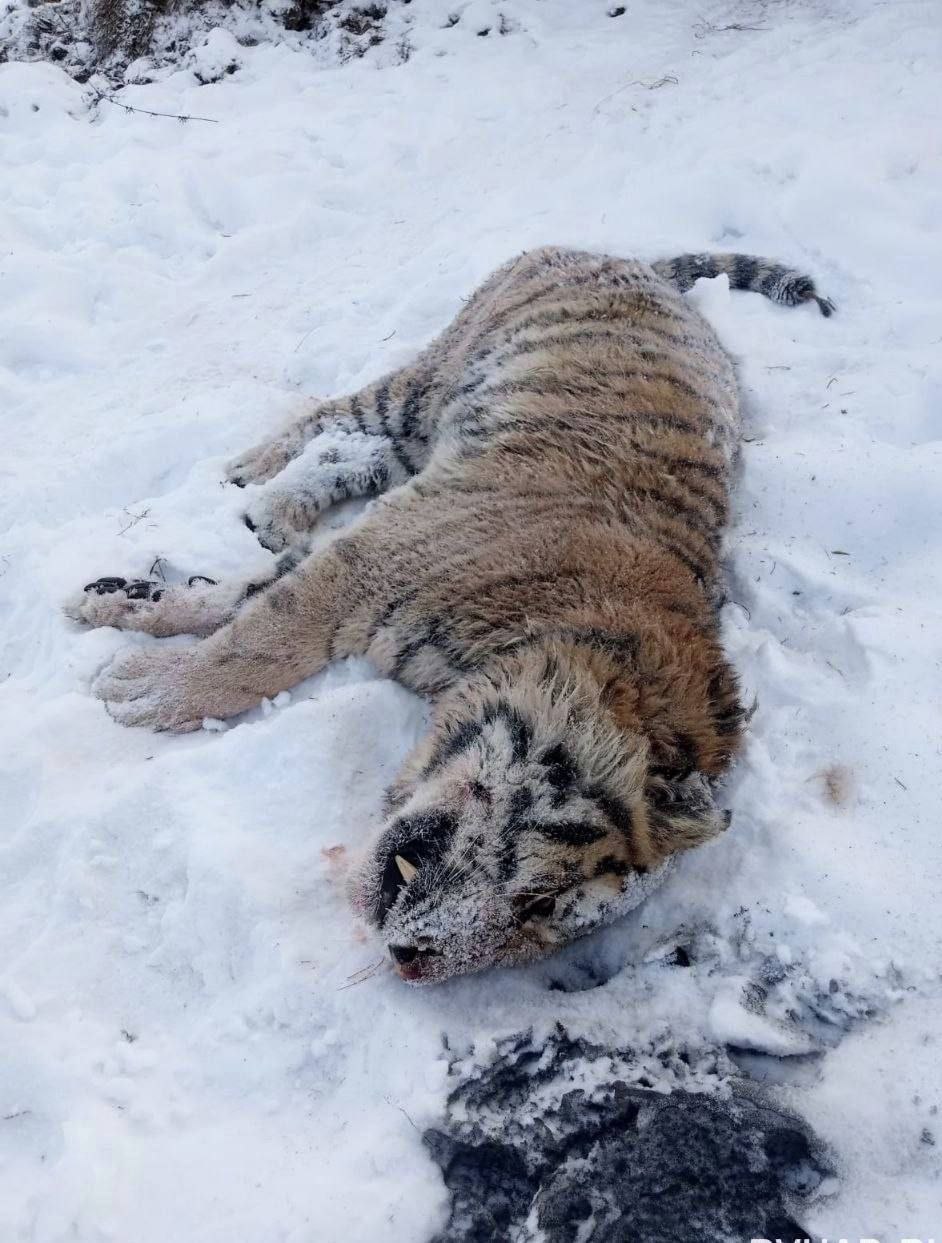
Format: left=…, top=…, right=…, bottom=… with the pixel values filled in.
left=1, top=1, right=940, bottom=1239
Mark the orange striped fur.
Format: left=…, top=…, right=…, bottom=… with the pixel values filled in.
left=69, top=246, right=833, bottom=981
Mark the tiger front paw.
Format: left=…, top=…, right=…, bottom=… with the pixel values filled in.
left=64, top=577, right=163, bottom=629
left=226, top=439, right=294, bottom=488
left=242, top=488, right=316, bottom=553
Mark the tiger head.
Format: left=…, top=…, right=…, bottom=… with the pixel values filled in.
left=351, top=651, right=731, bottom=983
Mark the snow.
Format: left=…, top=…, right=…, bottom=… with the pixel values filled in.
left=1, top=0, right=941, bottom=1238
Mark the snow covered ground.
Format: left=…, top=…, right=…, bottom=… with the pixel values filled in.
left=1, top=1, right=940, bottom=1238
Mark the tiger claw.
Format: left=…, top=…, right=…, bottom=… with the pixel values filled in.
left=84, top=576, right=159, bottom=600
left=125, top=580, right=158, bottom=600
left=84, top=576, right=128, bottom=594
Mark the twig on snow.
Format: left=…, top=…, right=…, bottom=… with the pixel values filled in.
left=294, top=325, right=318, bottom=354
left=727, top=598, right=751, bottom=620
left=95, top=93, right=219, bottom=125
left=117, top=506, right=150, bottom=536
left=338, top=958, right=386, bottom=990
left=593, top=73, right=678, bottom=114
left=693, top=19, right=767, bottom=38
left=630, top=74, right=679, bottom=89
left=387, top=1099, right=419, bottom=1131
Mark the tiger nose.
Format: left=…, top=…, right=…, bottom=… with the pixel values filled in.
left=388, top=944, right=418, bottom=965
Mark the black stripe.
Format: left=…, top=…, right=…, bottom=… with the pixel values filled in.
left=369, top=461, right=390, bottom=491
left=658, top=596, right=707, bottom=623
left=539, top=742, right=579, bottom=792
left=674, top=254, right=719, bottom=287
left=664, top=535, right=716, bottom=582
left=636, top=345, right=729, bottom=390
left=532, top=820, right=607, bottom=846
left=661, top=254, right=724, bottom=293
left=370, top=586, right=419, bottom=636
left=503, top=326, right=633, bottom=361
left=486, top=269, right=620, bottom=338
left=627, top=439, right=725, bottom=480
left=626, top=410, right=705, bottom=438
left=626, top=442, right=730, bottom=518
left=758, top=264, right=790, bottom=300
left=390, top=617, right=459, bottom=680
left=498, top=785, right=534, bottom=880
left=503, top=292, right=689, bottom=344
left=636, top=368, right=724, bottom=408
left=677, top=475, right=727, bottom=523
left=625, top=484, right=722, bottom=550
left=374, top=382, right=397, bottom=443
left=379, top=810, right=460, bottom=922
left=398, top=376, right=431, bottom=443
left=437, top=373, right=491, bottom=420
left=507, top=785, right=533, bottom=820
left=387, top=432, right=415, bottom=474
left=452, top=402, right=491, bottom=440
left=649, top=533, right=712, bottom=582
left=504, top=308, right=608, bottom=348
left=374, top=382, right=390, bottom=423
left=649, top=731, right=699, bottom=781
left=593, top=791, right=636, bottom=840
left=392, top=809, right=458, bottom=851
left=423, top=719, right=485, bottom=776
left=242, top=549, right=300, bottom=600
left=629, top=468, right=727, bottom=523
left=492, top=404, right=708, bottom=444
left=553, top=626, right=641, bottom=663
left=374, top=382, right=415, bottom=475
left=714, top=703, right=744, bottom=738
left=476, top=373, right=617, bottom=406
left=732, top=254, right=760, bottom=290
left=539, top=651, right=561, bottom=686
left=349, top=394, right=369, bottom=435
left=482, top=701, right=532, bottom=763
left=477, top=369, right=722, bottom=414
left=473, top=569, right=582, bottom=601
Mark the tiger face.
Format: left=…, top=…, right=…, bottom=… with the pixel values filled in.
left=352, top=688, right=728, bottom=984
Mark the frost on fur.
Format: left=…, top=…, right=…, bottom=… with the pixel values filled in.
left=67, top=244, right=815, bottom=982
left=349, top=642, right=728, bottom=984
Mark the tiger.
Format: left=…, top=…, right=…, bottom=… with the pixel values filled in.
left=66, top=246, right=834, bottom=983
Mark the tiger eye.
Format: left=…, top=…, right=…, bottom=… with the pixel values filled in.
left=516, top=894, right=557, bottom=922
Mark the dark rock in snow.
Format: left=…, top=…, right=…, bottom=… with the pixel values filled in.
left=425, top=1026, right=831, bottom=1243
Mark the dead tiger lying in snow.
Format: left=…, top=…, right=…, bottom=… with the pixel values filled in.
left=67, top=246, right=834, bottom=983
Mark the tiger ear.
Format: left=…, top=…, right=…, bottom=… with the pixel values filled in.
left=645, top=771, right=730, bottom=853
